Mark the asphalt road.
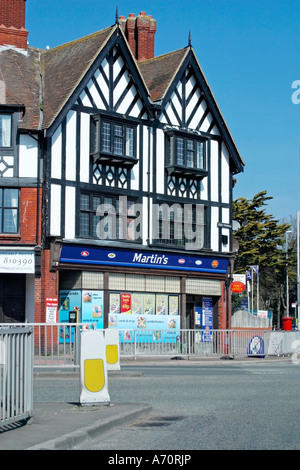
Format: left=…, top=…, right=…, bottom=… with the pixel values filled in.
left=74, top=360, right=300, bottom=450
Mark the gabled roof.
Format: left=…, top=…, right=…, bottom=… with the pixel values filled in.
left=0, top=21, right=244, bottom=171
left=139, top=45, right=245, bottom=171
left=138, top=47, right=189, bottom=102
left=41, top=25, right=116, bottom=129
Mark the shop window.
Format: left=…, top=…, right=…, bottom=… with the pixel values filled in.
left=91, top=115, right=137, bottom=167
left=165, top=129, right=208, bottom=179
left=109, top=291, right=180, bottom=316
left=0, top=188, right=19, bottom=234
left=79, top=192, right=141, bottom=241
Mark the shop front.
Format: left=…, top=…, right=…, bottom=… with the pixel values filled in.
left=54, top=243, right=230, bottom=335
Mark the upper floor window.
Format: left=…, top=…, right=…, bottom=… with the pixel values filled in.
left=79, top=192, right=141, bottom=242
left=91, top=116, right=137, bottom=167
left=0, top=115, right=12, bottom=148
left=0, top=188, right=19, bottom=234
left=165, top=129, right=208, bottom=179
left=153, top=202, right=208, bottom=250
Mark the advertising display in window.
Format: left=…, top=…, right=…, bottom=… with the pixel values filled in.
left=58, top=289, right=104, bottom=342
left=108, top=292, right=180, bottom=342
left=58, top=289, right=81, bottom=343
left=202, top=296, right=213, bottom=342
left=82, top=290, right=103, bottom=327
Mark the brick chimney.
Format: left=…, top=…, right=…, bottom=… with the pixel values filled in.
left=0, top=0, right=28, bottom=50
left=119, top=11, right=156, bottom=61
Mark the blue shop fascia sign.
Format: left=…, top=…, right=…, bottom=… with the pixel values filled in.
left=59, top=244, right=229, bottom=274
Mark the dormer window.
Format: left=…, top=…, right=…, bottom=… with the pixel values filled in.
left=0, top=115, right=12, bottom=148
left=91, top=115, right=137, bottom=167
left=165, top=129, right=208, bottom=179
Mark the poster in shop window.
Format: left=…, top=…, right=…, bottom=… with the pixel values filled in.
left=143, top=294, right=155, bottom=315
left=169, top=296, right=179, bottom=316
left=58, top=290, right=81, bottom=343
left=202, top=296, right=213, bottom=342
left=109, top=293, right=120, bottom=314
left=156, top=294, right=168, bottom=315
left=121, top=293, right=131, bottom=313
left=131, top=294, right=143, bottom=314
left=81, top=290, right=104, bottom=329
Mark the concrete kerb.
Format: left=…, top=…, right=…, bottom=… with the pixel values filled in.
left=26, top=403, right=152, bottom=450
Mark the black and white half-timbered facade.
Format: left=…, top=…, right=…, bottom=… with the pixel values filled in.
left=1, top=2, right=244, bottom=331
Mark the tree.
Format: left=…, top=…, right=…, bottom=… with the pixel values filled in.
left=232, top=191, right=296, bottom=326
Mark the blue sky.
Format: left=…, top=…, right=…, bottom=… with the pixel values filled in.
left=26, top=0, right=299, bottom=222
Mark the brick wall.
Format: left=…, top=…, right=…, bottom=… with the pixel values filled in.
left=119, top=11, right=156, bottom=61
left=217, top=280, right=231, bottom=329
left=0, top=0, right=26, bottom=29
left=0, top=0, right=28, bottom=49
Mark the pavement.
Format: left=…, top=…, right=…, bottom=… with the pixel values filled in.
left=0, top=355, right=292, bottom=451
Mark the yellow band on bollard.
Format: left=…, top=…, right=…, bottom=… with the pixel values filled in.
left=84, top=359, right=105, bottom=392
left=106, top=344, right=118, bottom=365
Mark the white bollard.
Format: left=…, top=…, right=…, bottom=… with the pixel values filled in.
left=105, top=328, right=120, bottom=371
left=80, top=329, right=110, bottom=405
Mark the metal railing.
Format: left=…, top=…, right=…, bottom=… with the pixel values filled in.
left=0, top=326, right=33, bottom=427
left=118, top=328, right=268, bottom=358
left=0, top=324, right=283, bottom=369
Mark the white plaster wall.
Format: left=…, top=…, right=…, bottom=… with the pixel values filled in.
left=65, top=186, right=76, bottom=239
left=210, top=140, right=219, bottom=202
left=65, top=110, right=77, bottom=182
left=50, top=184, right=61, bottom=236
left=80, top=112, right=90, bottom=183
left=51, top=125, right=62, bottom=179
left=19, top=134, right=38, bottom=178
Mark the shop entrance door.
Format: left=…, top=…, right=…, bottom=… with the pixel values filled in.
left=186, top=300, right=195, bottom=330
left=0, top=274, right=25, bottom=323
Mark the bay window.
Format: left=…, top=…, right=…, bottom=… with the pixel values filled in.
left=165, top=129, right=208, bottom=179
left=91, top=115, right=137, bottom=166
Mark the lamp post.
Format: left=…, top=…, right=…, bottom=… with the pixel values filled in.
left=286, top=230, right=292, bottom=317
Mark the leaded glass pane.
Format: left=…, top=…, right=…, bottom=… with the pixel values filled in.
left=101, top=122, right=111, bottom=152
left=197, top=141, right=204, bottom=169
left=80, top=213, right=90, bottom=237
left=80, top=194, right=90, bottom=210
left=126, top=127, right=134, bottom=156
left=0, top=115, right=12, bottom=147
left=175, top=137, right=184, bottom=165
